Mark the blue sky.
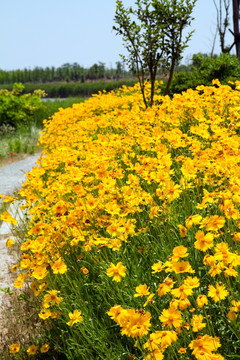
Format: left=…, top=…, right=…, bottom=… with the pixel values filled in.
left=0, top=0, right=235, bottom=70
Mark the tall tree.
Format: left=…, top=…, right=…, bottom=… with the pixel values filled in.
left=213, top=0, right=231, bottom=53
left=232, top=0, right=240, bottom=58
left=113, top=0, right=196, bottom=108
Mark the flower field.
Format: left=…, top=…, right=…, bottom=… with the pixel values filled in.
left=2, top=80, right=240, bottom=359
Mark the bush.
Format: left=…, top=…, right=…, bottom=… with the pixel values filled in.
left=0, top=83, right=46, bottom=129
left=170, top=53, right=240, bottom=95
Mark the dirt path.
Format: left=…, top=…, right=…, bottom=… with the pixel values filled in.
left=0, top=153, right=41, bottom=308
left=0, top=153, right=40, bottom=195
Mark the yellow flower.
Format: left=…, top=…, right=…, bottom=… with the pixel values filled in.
left=191, top=314, right=206, bottom=332
left=6, top=238, right=14, bottom=247
left=80, top=266, right=89, bottom=274
left=159, top=307, right=182, bottom=328
left=227, top=300, right=240, bottom=321
left=144, top=330, right=177, bottom=352
left=44, top=290, right=63, bottom=306
left=40, top=344, right=50, bottom=353
left=39, top=309, right=52, bottom=320
left=157, top=278, right=174, bottom=297
left=183, top=276, right=200, bottom=288
left=172, top=245, right=189, bottom=261
left=224, top=265, right=238, bottom=277
left=227, top=310, right=237, bottom=321
left=144, top=293, right=155, bottom=307
left=107, top=305, right=123, bottom=322
left=27, top=344, right=38, bottom=355
left=208, top=283, right=229, bottom=302
left=178, top=224, right=187, bottom=238
left=196, top=294, right=208, bottom=308
left=0, top=211, right=17, bottom=225
left=171, top=284, right=193, bottom=299
left=14, top=279, right=24, bottom=288
left=178, top=298, right=191, bottom=310
left=201, top=215, right=225, bottom=231
left=115, top=308, right=152, bottom=339
left=144, top=350, right=164, bottom=360
left=189, top=334, right=221, bottom=357
left=11, top=263, right=18, bottom=272
left=106, top=262, right=126, bottom=282
left=194, top=230, right=214, bottom=251
left=151, top=261, right=165, bottom=273
left=185, top=214, right=202, bottom=229
left=171, top=260, right=195, bottom=274
left=134, top=284, right=150, bottom=297
left=67, top=309, right=83, bottom=326
left=126, top=310, right=151, bottom=338
left=3, top=195, right=16, bottom=202
left=9, top=343, right=20, bottom=354
left=32, top=266, right=48, bottom=280
left=52, top=258, right=68, bottom=274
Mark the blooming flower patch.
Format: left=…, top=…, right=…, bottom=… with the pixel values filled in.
left=2, top=81, right=240, bottom=359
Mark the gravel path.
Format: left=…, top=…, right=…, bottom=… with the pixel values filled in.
left=0, top=153, right=41, bottom=308
left=0, top=153, right=40, bottom=195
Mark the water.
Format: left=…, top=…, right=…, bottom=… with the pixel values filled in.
left=41, top=98, right=67, bottom=102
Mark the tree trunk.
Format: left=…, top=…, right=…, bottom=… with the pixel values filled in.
left=164, top=58, right=176, bottom=96
left=232, top=0, right=240, bottom=59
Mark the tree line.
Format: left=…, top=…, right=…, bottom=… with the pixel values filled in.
left=0, top=61, right=131, bottom=85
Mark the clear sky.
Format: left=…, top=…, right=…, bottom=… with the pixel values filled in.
left=0, top=0, right=235, bottom=71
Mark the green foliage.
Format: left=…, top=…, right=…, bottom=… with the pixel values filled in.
left=171, top=53, right=240, bottom=94
left=113, top=0, right=196, bottom=106
left=8, top=139, right=22, bottom=153
left=0, top=83, right=45, bottom=129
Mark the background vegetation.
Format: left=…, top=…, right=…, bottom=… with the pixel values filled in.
left=1, top=52, right=240, bottom=163
left=0, top=61, right=131, bottom=85
left=0, top=84, right=86, bottom=162
left=0, top=80, right=138, bottom=98
left=170, top=53, right=240, bottom=94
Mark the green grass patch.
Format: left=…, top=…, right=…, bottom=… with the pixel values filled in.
left=0, top=125, right=41, bottom=164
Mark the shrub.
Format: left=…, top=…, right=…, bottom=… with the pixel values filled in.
left=170, top=53, right=240, bottom=94
left=0, top=83, right=45, bottom=129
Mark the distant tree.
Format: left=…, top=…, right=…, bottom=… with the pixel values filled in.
left=51, top=66, right=56, bottom=81
left=116, top=61, right=123, bottom=78
left=0, top=63, right=132, bottom=85
left=113, top=0, right=196, bottom=107
left=88, top=63, right=99, bottom=80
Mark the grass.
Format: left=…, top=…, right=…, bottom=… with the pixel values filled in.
left=0, top=281, right=43, bottom=359
left=0, top=125, right=41, bottom=167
